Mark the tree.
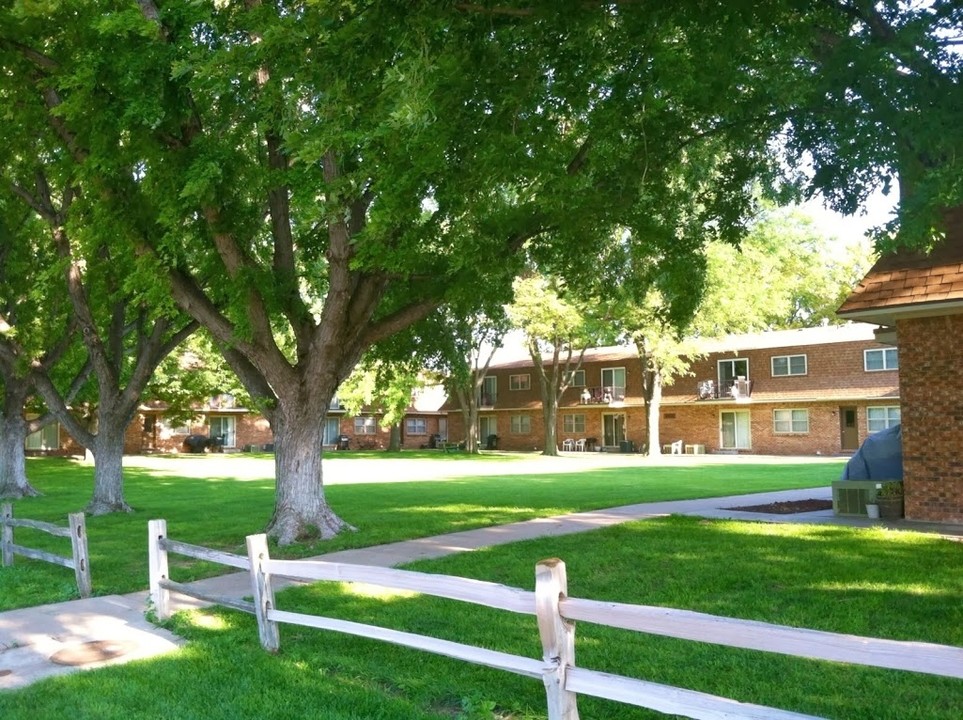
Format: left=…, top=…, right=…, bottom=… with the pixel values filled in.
left=783, top=0, right=963, bottom=245
left=0, top=194, right=91, bottom=498
left=2, top=2, right=805, bottom=542
left=508, top=275, right=613, bottom=456
left=338, top=360, right=425, bottom=453
left=433, top=310, right=509, bottom=455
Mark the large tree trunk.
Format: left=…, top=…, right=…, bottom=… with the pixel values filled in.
left=643, top=368, right=663, bottom=457
left=267, top=404, right=353, bottom=545
left=0, top=389, right=39, bottom=498
left=387, top=424, right=401, bottom=452
left=86, top=412, right=133, bottom=514
left=542, top=393, right=559, bottom=457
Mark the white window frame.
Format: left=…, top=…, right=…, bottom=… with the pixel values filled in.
left=354, top=416, right=378, bottom=435
left=773, top=409, right=809, bottom=434
left=718, top=358, right=749, bottom=380
left=480, top=376, right=497, bottom=406
left=867, top=406, right=900, bottom=433
left=208, top=415, right=237, bottom=448
left=864, top=347, right=898, bottom=372
left=563, top=413, right=586, bottom=434
left=25, top=423, right=59, bottom=451
left=478, top=416, right=497, bottom=441
left=771, top=354, right=807, bottom=377
left=510, top=415, right=532, bottom=434
left=509, top=373, right=531, bottom=391
left=720, top=410, right=751, bottom=450
left=601, top=367, right=626, bottom=388
left=405, top=417, right=428, bottom=435
left=565, top=369, right=586, bottom=388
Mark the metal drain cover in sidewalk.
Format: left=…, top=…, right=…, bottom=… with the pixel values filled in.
left=50, top=640, right=135, bottom=667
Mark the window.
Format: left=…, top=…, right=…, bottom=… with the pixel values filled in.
left=771, top=354, right=807, bottom=377
left=405, top=417, right=427, bottom=435
left=509, top=374, right=531, bottom=391
left=773, top=409, right=809, bottom=434
left=510, top=415, right=532, bottom=434
left=565, top=369, right=586, bottom=387
left=867, top=406, right=900, bottom=433
left=601, top=367, right=626, bottom=389
left=25, top=423, right=59, bottom=451
left=864, top=347, right=898, bottom=371
left=720, top=411, right=751, bottom=449
left=480, top=376, right=497, bottom=406
left=718, top=358, right=749, bottom=384
left=563, top=414, right=586, bottom=434
left=354, top=416, right=378, bottom=435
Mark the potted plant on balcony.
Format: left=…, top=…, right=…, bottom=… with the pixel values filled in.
left=875, top=481, right=904, bottom=520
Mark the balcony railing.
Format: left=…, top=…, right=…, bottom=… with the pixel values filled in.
left=696, top=378, right=753, bottom=401
left=578, top=386, right=626, bottom=405
left=478, top=393, right=497, bottom=408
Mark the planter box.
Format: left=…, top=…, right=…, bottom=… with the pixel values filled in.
left=877, top=497, right=904, bottom=520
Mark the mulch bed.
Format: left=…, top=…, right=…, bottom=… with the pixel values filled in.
left=726, top=499, right=833, bottom=514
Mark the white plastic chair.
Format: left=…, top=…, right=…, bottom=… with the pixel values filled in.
left=562, top=438, right=575, bottom=451
left=575, top=438, right=587, bottom=452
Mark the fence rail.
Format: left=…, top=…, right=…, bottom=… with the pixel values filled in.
left=147, top=521, right=963, bottom=720
left=1, top=502, right=91, bottom=597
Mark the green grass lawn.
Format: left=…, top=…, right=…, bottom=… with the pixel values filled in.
left=1, top=515, right=960, bottom=719
left=1, top=454, right=841, bottom=609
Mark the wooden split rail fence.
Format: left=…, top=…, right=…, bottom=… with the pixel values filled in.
left=148, top=519, right=963, bottom=720
left=1, top=502, right=91, bottom=598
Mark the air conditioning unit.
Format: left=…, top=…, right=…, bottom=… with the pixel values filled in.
left=831, top=481, right=879, bottom=516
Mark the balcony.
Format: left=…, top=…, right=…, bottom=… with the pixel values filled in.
left=478, top=393, right=497, bottom=408
left=696, top=378, right=753, bottom=402
left=578, top=386, right=626, bottom=405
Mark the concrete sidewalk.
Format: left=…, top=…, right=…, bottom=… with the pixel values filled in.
left=1, top=487, right=957, bottom=691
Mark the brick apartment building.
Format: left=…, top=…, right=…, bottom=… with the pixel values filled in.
left=26, top=386, right=449, bottom=457
left=837, top=208, right=963, bottom=524
left=446, top=324, right=900, bottom=455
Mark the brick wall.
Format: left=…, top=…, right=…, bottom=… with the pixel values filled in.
left=896, top=315, right=963, bottom=523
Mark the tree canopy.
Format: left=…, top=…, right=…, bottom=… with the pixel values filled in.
left=1, top=1, right=955, bottom=540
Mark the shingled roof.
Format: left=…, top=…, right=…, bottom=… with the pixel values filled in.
left=837, top=207, right=963, bottom=324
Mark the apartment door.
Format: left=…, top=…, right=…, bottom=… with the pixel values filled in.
left=602, top=413, right=626, bottom=447
left=839, top=406, right=859, bottom=451
left=322, top=417, right=341, bottom=446
left=478, top=416, right=497, bottom=443
left=209, top=416, right=237, bottom=448
left=720, top=411, right=751, bottom=450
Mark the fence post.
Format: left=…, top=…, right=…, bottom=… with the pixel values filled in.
left=246, top=533, right=280, bottom=652
left=1, top=503, right=12, bottom=567
left=148, top=519, right=171, bottom=620
left=535, top=558, right=579, bottom=720
left=68, top=512, right=92, bottom=598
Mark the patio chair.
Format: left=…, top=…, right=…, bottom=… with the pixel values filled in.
left=562, top=438, right=575, bottom=451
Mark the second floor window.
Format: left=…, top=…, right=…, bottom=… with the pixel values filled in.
left=864, top=347, right=898, bottom=371
left=509, top=374, right=531, bottom=391
left=565, top=369, right=586, bottom=387
left=480, top=376, right=497, bottom=406
left=601, top=367, right=626, bottom=390
left=771, top=354, right=807, bottom=377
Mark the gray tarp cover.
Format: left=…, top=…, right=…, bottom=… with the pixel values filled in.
left=840, top=424, right=903, bottom=480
